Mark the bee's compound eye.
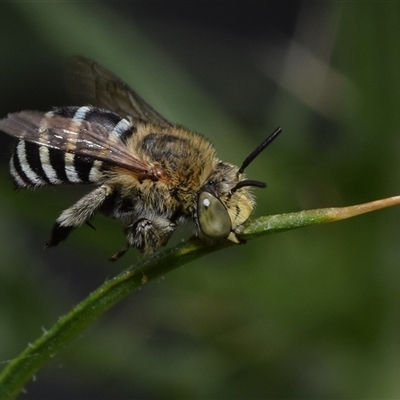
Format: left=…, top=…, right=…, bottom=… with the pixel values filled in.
left=198, top=192, right=232, bottom=239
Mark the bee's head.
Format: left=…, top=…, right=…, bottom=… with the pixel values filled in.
left=196, top=127, right=282, bottom=243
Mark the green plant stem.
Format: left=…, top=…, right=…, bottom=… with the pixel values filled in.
left=1, top=195, right=400, bottom=399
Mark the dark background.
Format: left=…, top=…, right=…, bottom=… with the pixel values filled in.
left=1, top=2, right=400, bottom=399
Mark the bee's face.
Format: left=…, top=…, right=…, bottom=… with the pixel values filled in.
left=196, top=162, right=254, bottom=242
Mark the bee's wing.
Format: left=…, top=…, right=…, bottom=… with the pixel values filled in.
left=0, top=111, right=164, bottom=179
left=65, top=56, right=173, bottom=127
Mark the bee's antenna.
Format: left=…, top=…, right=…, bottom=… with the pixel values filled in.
left=231, top=179, right=266, bottom=193
left=239, top=127, right=282, bottom=173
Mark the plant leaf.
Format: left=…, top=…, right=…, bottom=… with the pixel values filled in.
left=1, top=195, right=400, bottom=399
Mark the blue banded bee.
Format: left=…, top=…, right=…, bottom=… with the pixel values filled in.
left=0, top=56, right=281, bottom=260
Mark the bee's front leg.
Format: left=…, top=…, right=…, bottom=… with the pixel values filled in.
left=110, top=217, right=176, bottom=261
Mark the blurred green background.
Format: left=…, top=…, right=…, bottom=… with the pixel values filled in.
left=1, top=2, right=400, bottom=399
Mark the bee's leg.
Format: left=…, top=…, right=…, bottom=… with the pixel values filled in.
left=46, top=184, right=112, bottom=248
left=109, top=243, right=130, bottom=262
left=110, top=217, right=176, bottom=261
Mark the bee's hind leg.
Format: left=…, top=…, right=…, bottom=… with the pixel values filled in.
left=46, top=184, right=112, bottom=248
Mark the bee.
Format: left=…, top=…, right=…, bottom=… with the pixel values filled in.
left=0, top=56, right=281, bottom=260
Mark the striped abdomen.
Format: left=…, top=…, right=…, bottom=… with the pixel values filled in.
left=9, top=106, right=135, bottom=188
left=10, top=140, right=103, bottom=188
